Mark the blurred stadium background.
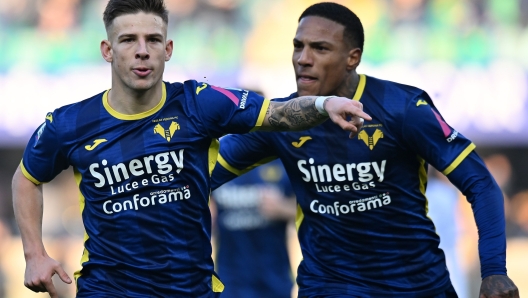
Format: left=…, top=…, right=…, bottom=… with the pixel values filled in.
left=0, top=0, right=527, bottom=297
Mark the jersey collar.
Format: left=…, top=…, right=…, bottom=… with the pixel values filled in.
left=352, top=74, right=366, bottom=101
left=103, top=82, right=167, bottom=120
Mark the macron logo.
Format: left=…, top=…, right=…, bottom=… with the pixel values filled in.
left=292, top=136, right=312, bottom=148
left=85, top=139, right=107, bottom=151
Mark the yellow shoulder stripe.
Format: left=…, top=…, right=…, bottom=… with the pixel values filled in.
left=250, top=98, right=271, bottom=132
left=217, top=155, right=242, bottom=176
left=442, top=143, right=476, bottom=175
left=217, top=154, right=277, bottom=176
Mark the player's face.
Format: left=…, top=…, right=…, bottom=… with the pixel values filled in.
left=293, top=16, right=354, bottom=97
left=102, top=12, right=173, bottom=92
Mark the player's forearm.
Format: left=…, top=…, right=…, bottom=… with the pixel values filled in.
left=469, top=184, right=506, bottom=278
left=12, top=166, right=47, bottom=259
left=275, top=197, right=297, bottom=220
left=446, top=153, right=507, bottom=278
left=261, top=96, right=326, bottom=131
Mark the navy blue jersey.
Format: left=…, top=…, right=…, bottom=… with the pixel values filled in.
left=212, top=75, right=485, bottom=297
left=212, top=159, right=294, bottom=298
left=21, top=81, right=270, bottom=297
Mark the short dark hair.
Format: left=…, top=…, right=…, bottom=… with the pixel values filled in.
left=103, top=0, right=169, bottom=29
left=299, top=2, right=364, bottom=51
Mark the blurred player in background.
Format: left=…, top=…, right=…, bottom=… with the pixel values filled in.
left=426, top=168, right=468, bottom=297
left=212, top=2, right=519, bottom=297
left=211, top=158, right=296, bottom=298
left=11, top=0, right=370, bottom=297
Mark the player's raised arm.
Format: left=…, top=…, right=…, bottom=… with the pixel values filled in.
left=261, top=96, right=371, bottom=137
left=12, top=166, right=72, bottom=298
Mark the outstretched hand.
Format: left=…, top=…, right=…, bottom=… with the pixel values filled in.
left=480, top=275, right=519, bottom=298
left=25, top=254, right=72, bottom=298
left=324, top=97, right=371, bottom=138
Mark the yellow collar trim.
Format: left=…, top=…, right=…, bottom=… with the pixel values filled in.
left=352, top=74, right=366, bottom=101
left=103, top=83, right=167, bottom=120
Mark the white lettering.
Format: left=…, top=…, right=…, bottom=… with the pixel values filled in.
left=310, top=200, right=319, bottom=213
left=129, top=159, right=144, bottom=176
left=170, top=150, right=184, bottom=174
left=88, top=150, right=185, bottom=188
left=298, top=160, right=311, bottom=182
left=333, top=164, right=346, bottom=181
left=90, top=163, right=106, bottom=188
left=447, top=130, right=458, bottom=142
left=103, top=200, right=113, bottom=214
left=296, top=158, right=387, bottom=185
left=155, top=153, right=172, bottom=174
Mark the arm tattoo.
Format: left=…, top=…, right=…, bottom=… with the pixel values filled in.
left=265, top=97, right=327, bottom=131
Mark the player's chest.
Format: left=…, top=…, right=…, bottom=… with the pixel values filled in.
left=68, top=107, right=209, bottom=170
left=277, top=120, right=403, bottom=163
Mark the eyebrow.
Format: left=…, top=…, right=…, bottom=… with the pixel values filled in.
left=293, top=38, right=332, bottom=47
left=117, top=33, right=164, bottom=40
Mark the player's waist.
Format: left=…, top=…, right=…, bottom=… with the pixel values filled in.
left=77, top=266, right=220, bottom=297
left=79, top=249, right=215, bottom=274
left=297, top=262, right=452, bottom=297
left=297, top=248, right=448, bottom=283
left=77, top=262, right=218, bottom=294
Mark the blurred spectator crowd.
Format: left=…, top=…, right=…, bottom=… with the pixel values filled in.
left=2, top=0, right=528, bottom=73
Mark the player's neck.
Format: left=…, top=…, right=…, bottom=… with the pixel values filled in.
left=108, top=80, right=164, bottom=115
left=334, top=72, right=360, bottom=99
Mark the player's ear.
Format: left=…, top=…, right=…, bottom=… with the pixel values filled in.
left=165, top=39, right=173, bottom=62
left=346, top=48, right=362, bottom=71
left=101, top=40, right=113, bottom=63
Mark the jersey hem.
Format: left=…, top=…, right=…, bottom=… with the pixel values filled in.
left=20, top=160, right=42, bottom=185
left=298, top=279, right=453, bottom=297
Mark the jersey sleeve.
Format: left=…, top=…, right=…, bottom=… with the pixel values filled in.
left=211, top=132, right=278, bottom=190
left=402, top=92, right=507, bottom=278
left=446, top=151, right=506, bottom=278
left=401, top=92, right=475, bottom=174
left=21, top=112, right=69, bottom=184
left=185, top=81, right=270, bottom=138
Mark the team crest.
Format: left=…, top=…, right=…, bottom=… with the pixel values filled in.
left=154, top=121, right=180, bottom=142
left=358, top=128, right=384, bottom=150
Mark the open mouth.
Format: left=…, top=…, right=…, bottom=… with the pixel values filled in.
left=133, top=68, right=152, bottom=77
left=297, top=75, right=317, bottom=83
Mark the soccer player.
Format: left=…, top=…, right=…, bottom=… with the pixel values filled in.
left=11, top=1, right=370, bottom=297
left=211, top=159, right=296, bottom=298
left=211, top=2, right=520, bottom=297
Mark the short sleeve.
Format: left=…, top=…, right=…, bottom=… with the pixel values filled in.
left=21, top=112, right=69, bottom=184
left=185, top=81, right=270, bottom=138
left=402, top=92, right=475, bottom=175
